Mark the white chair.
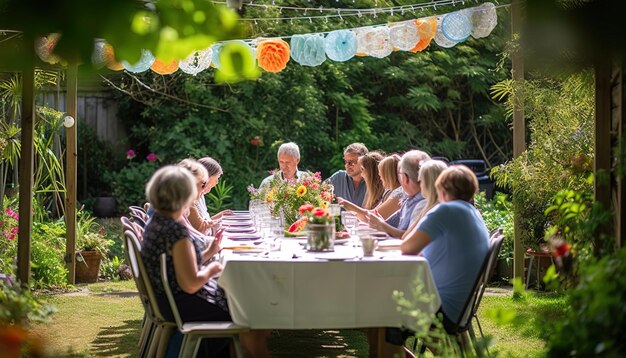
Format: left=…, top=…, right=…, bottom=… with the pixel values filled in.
left=124, top=230, right=176, bottom=358
left=159, top=254, right=249, bottom=358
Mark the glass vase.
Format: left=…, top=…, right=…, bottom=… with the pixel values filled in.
left=306, top=223, right=336, bottom=252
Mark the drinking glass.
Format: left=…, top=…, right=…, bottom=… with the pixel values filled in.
left=341, top=212, right=358, bottom=241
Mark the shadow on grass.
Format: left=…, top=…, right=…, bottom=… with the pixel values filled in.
left=90, top=319, right=143, bottom=357
left=268, top=329, right=369, bottom=358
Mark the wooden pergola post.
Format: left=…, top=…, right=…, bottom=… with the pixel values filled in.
left=65, top=63, right=78, bottom=284
left=511, top=0, right=526, bottom=280
left=16, top=39, right=35, bottom=284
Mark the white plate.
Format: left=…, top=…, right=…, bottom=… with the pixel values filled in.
left=314, top=253, right=356, bottom=261
left=232, top=248, right=264, bottom=254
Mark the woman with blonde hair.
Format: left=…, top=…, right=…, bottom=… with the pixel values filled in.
left=401, top=159, right=448, bottom=239
left=178, top=158, right=218, bottom=236
left=339, top=153, right=402, bottom=221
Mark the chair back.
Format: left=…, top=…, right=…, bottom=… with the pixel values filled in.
left=129, top=206, right=148, bottom=220
left=130, top=214, right=147, bottom=229
left=159, top=254, right=186, bottom=330
left=121, top=216, right=143, bottom=240
left=124, top=230, right=171, bottom=323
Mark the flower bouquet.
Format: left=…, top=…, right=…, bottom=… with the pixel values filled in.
left=248, top=171, right=334, bottom=228
left=299, top=204, right=335, bottom=252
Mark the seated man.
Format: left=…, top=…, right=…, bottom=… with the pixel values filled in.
left=327, top=143, right=369, bottom=207
left=367, top=150, right=430, bottom=238
left=260, top=142, right=307, bottom=187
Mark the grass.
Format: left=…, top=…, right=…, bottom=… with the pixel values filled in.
left=30, top=282, right=567, bottom=357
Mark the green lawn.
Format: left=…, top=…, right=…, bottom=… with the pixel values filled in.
left=31, top=282, right=566, bottom=357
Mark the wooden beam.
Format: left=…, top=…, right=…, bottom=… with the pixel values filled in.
left=17, top=46, right=35, bottom=285
left=65, top=63, right=78, bottom=284
left=511, top=0, right=526, bottom=280
left=594, top=58, right=612, bottom=248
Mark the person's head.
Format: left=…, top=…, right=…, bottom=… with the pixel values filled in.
left=343, top=143, right=368, bottom=177
left=177, top=158, right=209, bottom=199
left=399, top=150, right=431, bottom=194
left=378, top=154, right=401, bottom=190
left=277, top=142, right=301, bottom=179
left=359, top=151, right=385, bottom=210
left=418, top=160, right=449, bottom=200
left=145, top=165, right=197, bottom=214
left=198, top=157, right=223, bottom=193
left=359, top=152, right=384, bottom=185
left=435, top=165, right=479, bottom=202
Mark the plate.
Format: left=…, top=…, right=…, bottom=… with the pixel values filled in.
left=232, top=248, right=265, bottom=254
left=222, top=221, right=254, bottom=227
left=377, top=239, right=403, bottom=251
left=224, top=233, right=261, bottom=240
left=314, top=253, right=356, bottom=261
left=334, top=238, right=350, bottom=245
left=225, top=227, right=256, bottom=234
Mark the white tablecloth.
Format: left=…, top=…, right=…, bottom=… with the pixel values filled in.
left=217, top=245, right=441, bottom=330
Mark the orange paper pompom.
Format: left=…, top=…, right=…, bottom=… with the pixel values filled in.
left=411, top=18, right=437, bottom=53
left=256, top=39, right=290, bottom=73
left=104, top=44, right=124, bottom=71
left=151, top=59, right=179, bottom=75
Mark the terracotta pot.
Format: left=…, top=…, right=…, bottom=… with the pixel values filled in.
left=75, top=251, right=102, bottom=283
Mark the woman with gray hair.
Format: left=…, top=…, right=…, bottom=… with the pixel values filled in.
left=141, top=165, right=270, bottom=357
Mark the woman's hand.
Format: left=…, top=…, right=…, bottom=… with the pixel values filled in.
left=205, top=261, right=224, bottom=278
left=207, top=228, right=225, bottom=257
left=366, top=211, right=385, bottom=231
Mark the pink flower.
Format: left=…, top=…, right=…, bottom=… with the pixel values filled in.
left=250, top=136, right=262, bottom=146
left=126, top=149, right=136, bottom=159
left=146, top=153, right=158, bottom=162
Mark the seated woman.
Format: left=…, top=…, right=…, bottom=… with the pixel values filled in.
left=401, top=165, right=489, bottom=330
left=198, top=157, right=233, bottom=221
left=400, top=160, right=448, bottom=239
left=141, top=165, right=269, bottom=358
left=338, top=152, right=400, bottom=221
left=178, top=158, right=219, bottom=236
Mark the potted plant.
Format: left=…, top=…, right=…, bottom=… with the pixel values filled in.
left=75, top=231, right=112, bottom=284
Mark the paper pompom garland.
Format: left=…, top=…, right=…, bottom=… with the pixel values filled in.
left=441, top=11, right=472, bottom=42
left=434, top=18, right=459, bottom=48
left=121, top=49, right=155, bottom=73
left=179, top=48, right=212, bottom=75
left=324, top=30, right=357, bottom=62
left=103, top=44, right=124, bottom=71
left=357, top=26, right=393, bottom=58
left=389, top=21, right=420, bottom=51
left=91, top=40, right=107, bottom=68
left=291, top=34, right=326, bottom=67
left=35, top=33, right=62, bottom=64
left=256, top=38, right=290, bottom=73
left=411, top=18, right=437, bottom=53
left=471, top=2, right=498, bottom=38
left=151, top=59, right=179, bottom=75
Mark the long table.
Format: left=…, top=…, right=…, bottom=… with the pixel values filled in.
left=217, top=243, right=441, bottom=331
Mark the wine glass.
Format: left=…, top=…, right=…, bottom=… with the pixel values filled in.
left=341, top=212, right=359, bottom=245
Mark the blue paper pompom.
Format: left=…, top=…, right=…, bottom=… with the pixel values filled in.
left=324, top=30, right=358, bottom=62
left=290, top=34, right=326, bottom=67
left=121, top=49, right=155, bottom=73
left=441, top=11, right=472, bottom=42
left=211, top=43, right=223, bottom=69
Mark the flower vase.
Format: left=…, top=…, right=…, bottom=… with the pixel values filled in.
left=307, top=223, right=335, bottom=252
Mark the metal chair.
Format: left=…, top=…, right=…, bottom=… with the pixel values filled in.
left=159, top=254, right=249, bottom=358
left=124, top=230, right=176, bottom=358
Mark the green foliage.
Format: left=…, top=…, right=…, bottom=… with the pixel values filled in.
left=76, top=120, right=117, bottom=201
left=546, top=247, right=626, bottom=357
left=475, top=192, right=514, bottom=261
left=491, top=71, right=594, bottom=249
left=100, top=256, right=121, bottom=281
left=206, top=180, right=234, bottom=213
left=30, top=220, right=68, bottom=289
left=107, top=160, right=160, bottom=211
left=0, top=281, right=56, bottom=326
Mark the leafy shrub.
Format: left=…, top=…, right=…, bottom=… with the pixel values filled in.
left=491, top=71, right=594, bottom=249
left=546, top=246, right=626, bottom=356
left=0, top=280, right=55, bottom=325
left=206, top=180, right=234, bottom=213
left=30, top=221, right=68, bottom=289
left=475, top=192, right=514, bottom=261
left=107, top=160, right=160, bottom=211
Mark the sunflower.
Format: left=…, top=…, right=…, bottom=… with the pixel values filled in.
left=296, top=185, right=307, bottom=197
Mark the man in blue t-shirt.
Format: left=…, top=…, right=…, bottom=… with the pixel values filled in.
left=327, top=143, right=368, bottom=207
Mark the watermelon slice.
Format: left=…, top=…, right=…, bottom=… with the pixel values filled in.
left=288, top=217, right=308, bottom=233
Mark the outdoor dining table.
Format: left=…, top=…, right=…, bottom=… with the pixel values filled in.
left=217, top=239, right=441, bottom=356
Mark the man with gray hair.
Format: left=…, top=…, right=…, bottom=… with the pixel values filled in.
left=327, top=143, right=369, bottom=207
left=367, top=149, right=431, bottom=238
left=260, top=142, right=307, bottom=187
